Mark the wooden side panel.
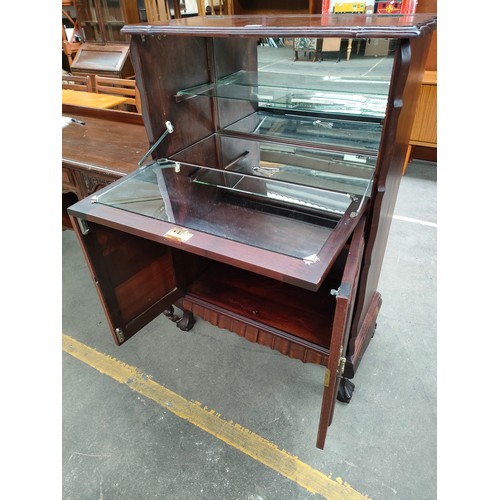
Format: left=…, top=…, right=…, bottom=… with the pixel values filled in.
left=71, top=217, right=182, bottom=345
left=129, top=35, right=257, bottom=158
left=347, top=33, right=432, bottom=374
left=130, top=35, right=213, bottom=158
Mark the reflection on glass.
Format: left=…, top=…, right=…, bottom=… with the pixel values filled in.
left=224, top=112, right=382, bottom=153
left=92, top=162, right=354, bottom=259
left=177, top=70, right=389, bottom=118
left=169, top=134, right=375, bottom=197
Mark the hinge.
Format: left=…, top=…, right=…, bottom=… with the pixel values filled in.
left=76, top=217, right=89, bottom=235
left=115, top=328, right=125, bottom=343
left=338, top=345, right=346, bottom=376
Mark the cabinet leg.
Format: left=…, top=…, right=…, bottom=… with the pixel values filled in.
left=164, top=307, right=195, bottom=331
left=163, top=306, right=180, bottom=323
left=176, top=311, right=196, bottom=331
left=402, top=144, right=413, bottom=175
left=336, top=377, right=355, bottom=404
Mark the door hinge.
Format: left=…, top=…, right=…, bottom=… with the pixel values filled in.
left=324, top=346, right=346, bottom=388
left=77, top=217, right=89, bottom=235
left=338, top=345, right=346, bottom=376
left=115, top=328, right=125, bottom=343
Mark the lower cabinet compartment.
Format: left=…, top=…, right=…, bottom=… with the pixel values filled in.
left=70, top=210, right=368, bottom=448
left=179, top=252, right=350, bottom=366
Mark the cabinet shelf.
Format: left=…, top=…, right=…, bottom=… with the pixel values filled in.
left=176, top=70, right=389, bottom=118
left=185, top=259, right=347, bottom=351
left=169, top=133, right=375, bottom=197
left=222, top=111, right=383, bottom=155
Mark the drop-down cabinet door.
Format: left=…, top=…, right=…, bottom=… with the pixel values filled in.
left=317, top=218, right=365, bottom=449
left=70, top=214, right=184, bottom=345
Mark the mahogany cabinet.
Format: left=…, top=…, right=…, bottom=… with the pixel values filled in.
left=68, top=13, right=436, bottom=448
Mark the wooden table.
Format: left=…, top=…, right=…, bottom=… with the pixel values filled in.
left=62, top=89, right=128, bottom=109
left=62, top=105, right=147, bottom=228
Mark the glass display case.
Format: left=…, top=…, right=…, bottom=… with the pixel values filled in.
left=75, top=0, right=140, bottom=43
left=68, top=13, right=436, bottom=449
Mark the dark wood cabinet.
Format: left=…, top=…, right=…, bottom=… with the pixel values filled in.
left=68, top=13, right=436, bottom=448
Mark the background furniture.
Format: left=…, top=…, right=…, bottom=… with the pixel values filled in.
left=70, top=43, right=135, bottom=80
left=95, top=75, right=142, bottom=113
left=333, top=2, right=365, bottom=61
left=231, top=0, right=320, bottom=15
left=402, top=70, right=437, bottom=174
left=68, top=14, right=436, bottom=449
left=62, top=74, right=92, bottom=92
left=197, top=0, right=233, bottom=15
left=62, top=88, right=128, bottom=109
left=293, top=37, right=322, bottom=61
left=62, top=105, right=147, bottom=229
left=75, top=0, right=140, bottom=44
left=405, top=0, right=437, bottom=166
left=62, top=0, right=82, bottom=69
left=70, top=0, right=140, bottom=80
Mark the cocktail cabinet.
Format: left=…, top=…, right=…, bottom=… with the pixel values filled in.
left=68, top=14, right=436, bottom=448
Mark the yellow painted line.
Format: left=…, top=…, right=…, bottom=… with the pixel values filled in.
left=63, top=334, right=369, bottom=500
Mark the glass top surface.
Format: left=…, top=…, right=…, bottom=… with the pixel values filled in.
left=92, top=161, right=357, bottom=260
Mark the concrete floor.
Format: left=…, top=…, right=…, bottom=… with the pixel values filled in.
left=62, top=46, right=437, bottom=499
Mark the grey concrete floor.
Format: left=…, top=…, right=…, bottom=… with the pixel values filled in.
left=62, top=46, right=436, bottom=499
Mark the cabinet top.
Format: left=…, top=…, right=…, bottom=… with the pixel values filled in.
left=122, top=13, right=436, bottom=38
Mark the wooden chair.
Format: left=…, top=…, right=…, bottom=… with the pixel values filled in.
left=62, top=74, right=92, bottom=92
left=94, top=75, right=142, bottom=114
left=197, top=0, right=233, bottom=15
left=333, top=2, right=366, bottom=60
left=144, top=0, right=171, bottom=21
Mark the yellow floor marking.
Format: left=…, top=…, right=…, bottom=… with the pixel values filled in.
left=63, top=334, right=369, bottom=500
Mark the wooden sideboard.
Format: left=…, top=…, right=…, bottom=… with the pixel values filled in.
left=62, top=105, right=148, bottom=228
left=402, top=70, right=437, bottom=174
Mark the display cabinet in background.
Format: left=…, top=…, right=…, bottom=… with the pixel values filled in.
left=70, top=0, right=141, bottom=79
left=68, top=13, right=436, bottom=448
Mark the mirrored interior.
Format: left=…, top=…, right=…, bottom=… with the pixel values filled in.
left=94, top=41, right=393, bottom=259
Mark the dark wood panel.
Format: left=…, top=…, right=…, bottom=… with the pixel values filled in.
left=74, top=221, right=182, bottom=343
left=123, top=14, right=437, bottom=38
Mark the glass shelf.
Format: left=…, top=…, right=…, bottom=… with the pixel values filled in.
left=169, top=134, right=375, bottom=197
left=222, top=111, right=383, bottom=153
left=92, top=161, right=360, bottom=260
left=176, top=70, right=389, bottom=118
